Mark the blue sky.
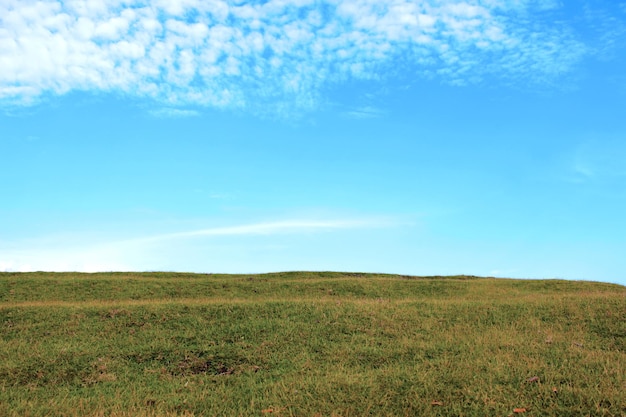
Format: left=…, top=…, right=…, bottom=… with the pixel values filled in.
left=1, top=0, right=625, bottom=285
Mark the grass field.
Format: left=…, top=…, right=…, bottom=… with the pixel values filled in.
left=0, top=271, right=624, bottom=416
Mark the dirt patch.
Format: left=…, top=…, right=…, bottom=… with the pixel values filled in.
left=175, top=355, right=236, bottom=376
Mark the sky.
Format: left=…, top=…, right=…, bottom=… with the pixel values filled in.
left=1, top=0, right=625, bottom=285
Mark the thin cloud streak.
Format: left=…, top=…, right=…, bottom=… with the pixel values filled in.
left=131, top=218, right=396, bottom=244
left=0, top=217, right=400, bottom=272
left=148, top=107, right=200, bottom=118
left=559, top=139, right=626, bottom=184
left=343, top=106, right=387, bottom=119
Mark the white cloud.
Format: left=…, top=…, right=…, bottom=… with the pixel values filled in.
left=0, top=218, right=394, bottom=272
left=555, top=138, right=626, bottom=184
left=0, top=248, right=132, bottom=273
left=0, top=0, right=595, bottom=112
left=570, top=139, right=626, bottom=181
left=581, top=3, right=626, bottom=61
left=149, top=107, right=200, bottom=118
left=343, top=105, right=386, bottom=119
left=0, top=260, right=33, bottom=273
left=133, top=219, right=386, bottom=243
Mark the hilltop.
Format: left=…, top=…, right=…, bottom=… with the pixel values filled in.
left=1, top=272, right=624, bottom=416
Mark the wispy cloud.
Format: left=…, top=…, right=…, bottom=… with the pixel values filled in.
left=132, top=219, right=388, bottom=244
left=581, top=2, right=626, bottom=60
left=564, top=139, right=626, bottom=183
left=0, top=217, right=397, bottom=272
left=0, top=0, right=595, bottom=112
left=343, top=106, right=386, bottom=119
left=148, top=107, right=200, bottom=118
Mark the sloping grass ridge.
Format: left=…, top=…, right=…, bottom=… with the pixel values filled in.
left=1, top=272, right=624, bottom=416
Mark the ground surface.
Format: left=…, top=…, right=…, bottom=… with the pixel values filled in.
left=1, top=271, right=625, bottom=416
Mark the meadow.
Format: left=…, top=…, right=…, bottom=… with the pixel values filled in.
left=0, top=271, right=624, bottom=416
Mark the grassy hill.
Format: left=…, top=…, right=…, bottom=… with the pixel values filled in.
left=1, top=272, right=624, bottom=416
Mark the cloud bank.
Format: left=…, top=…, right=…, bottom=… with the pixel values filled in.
left=1, top=0, right=587, bottom=111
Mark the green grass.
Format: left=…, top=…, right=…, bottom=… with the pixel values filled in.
left=1, top=272, right=624, bottom=416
